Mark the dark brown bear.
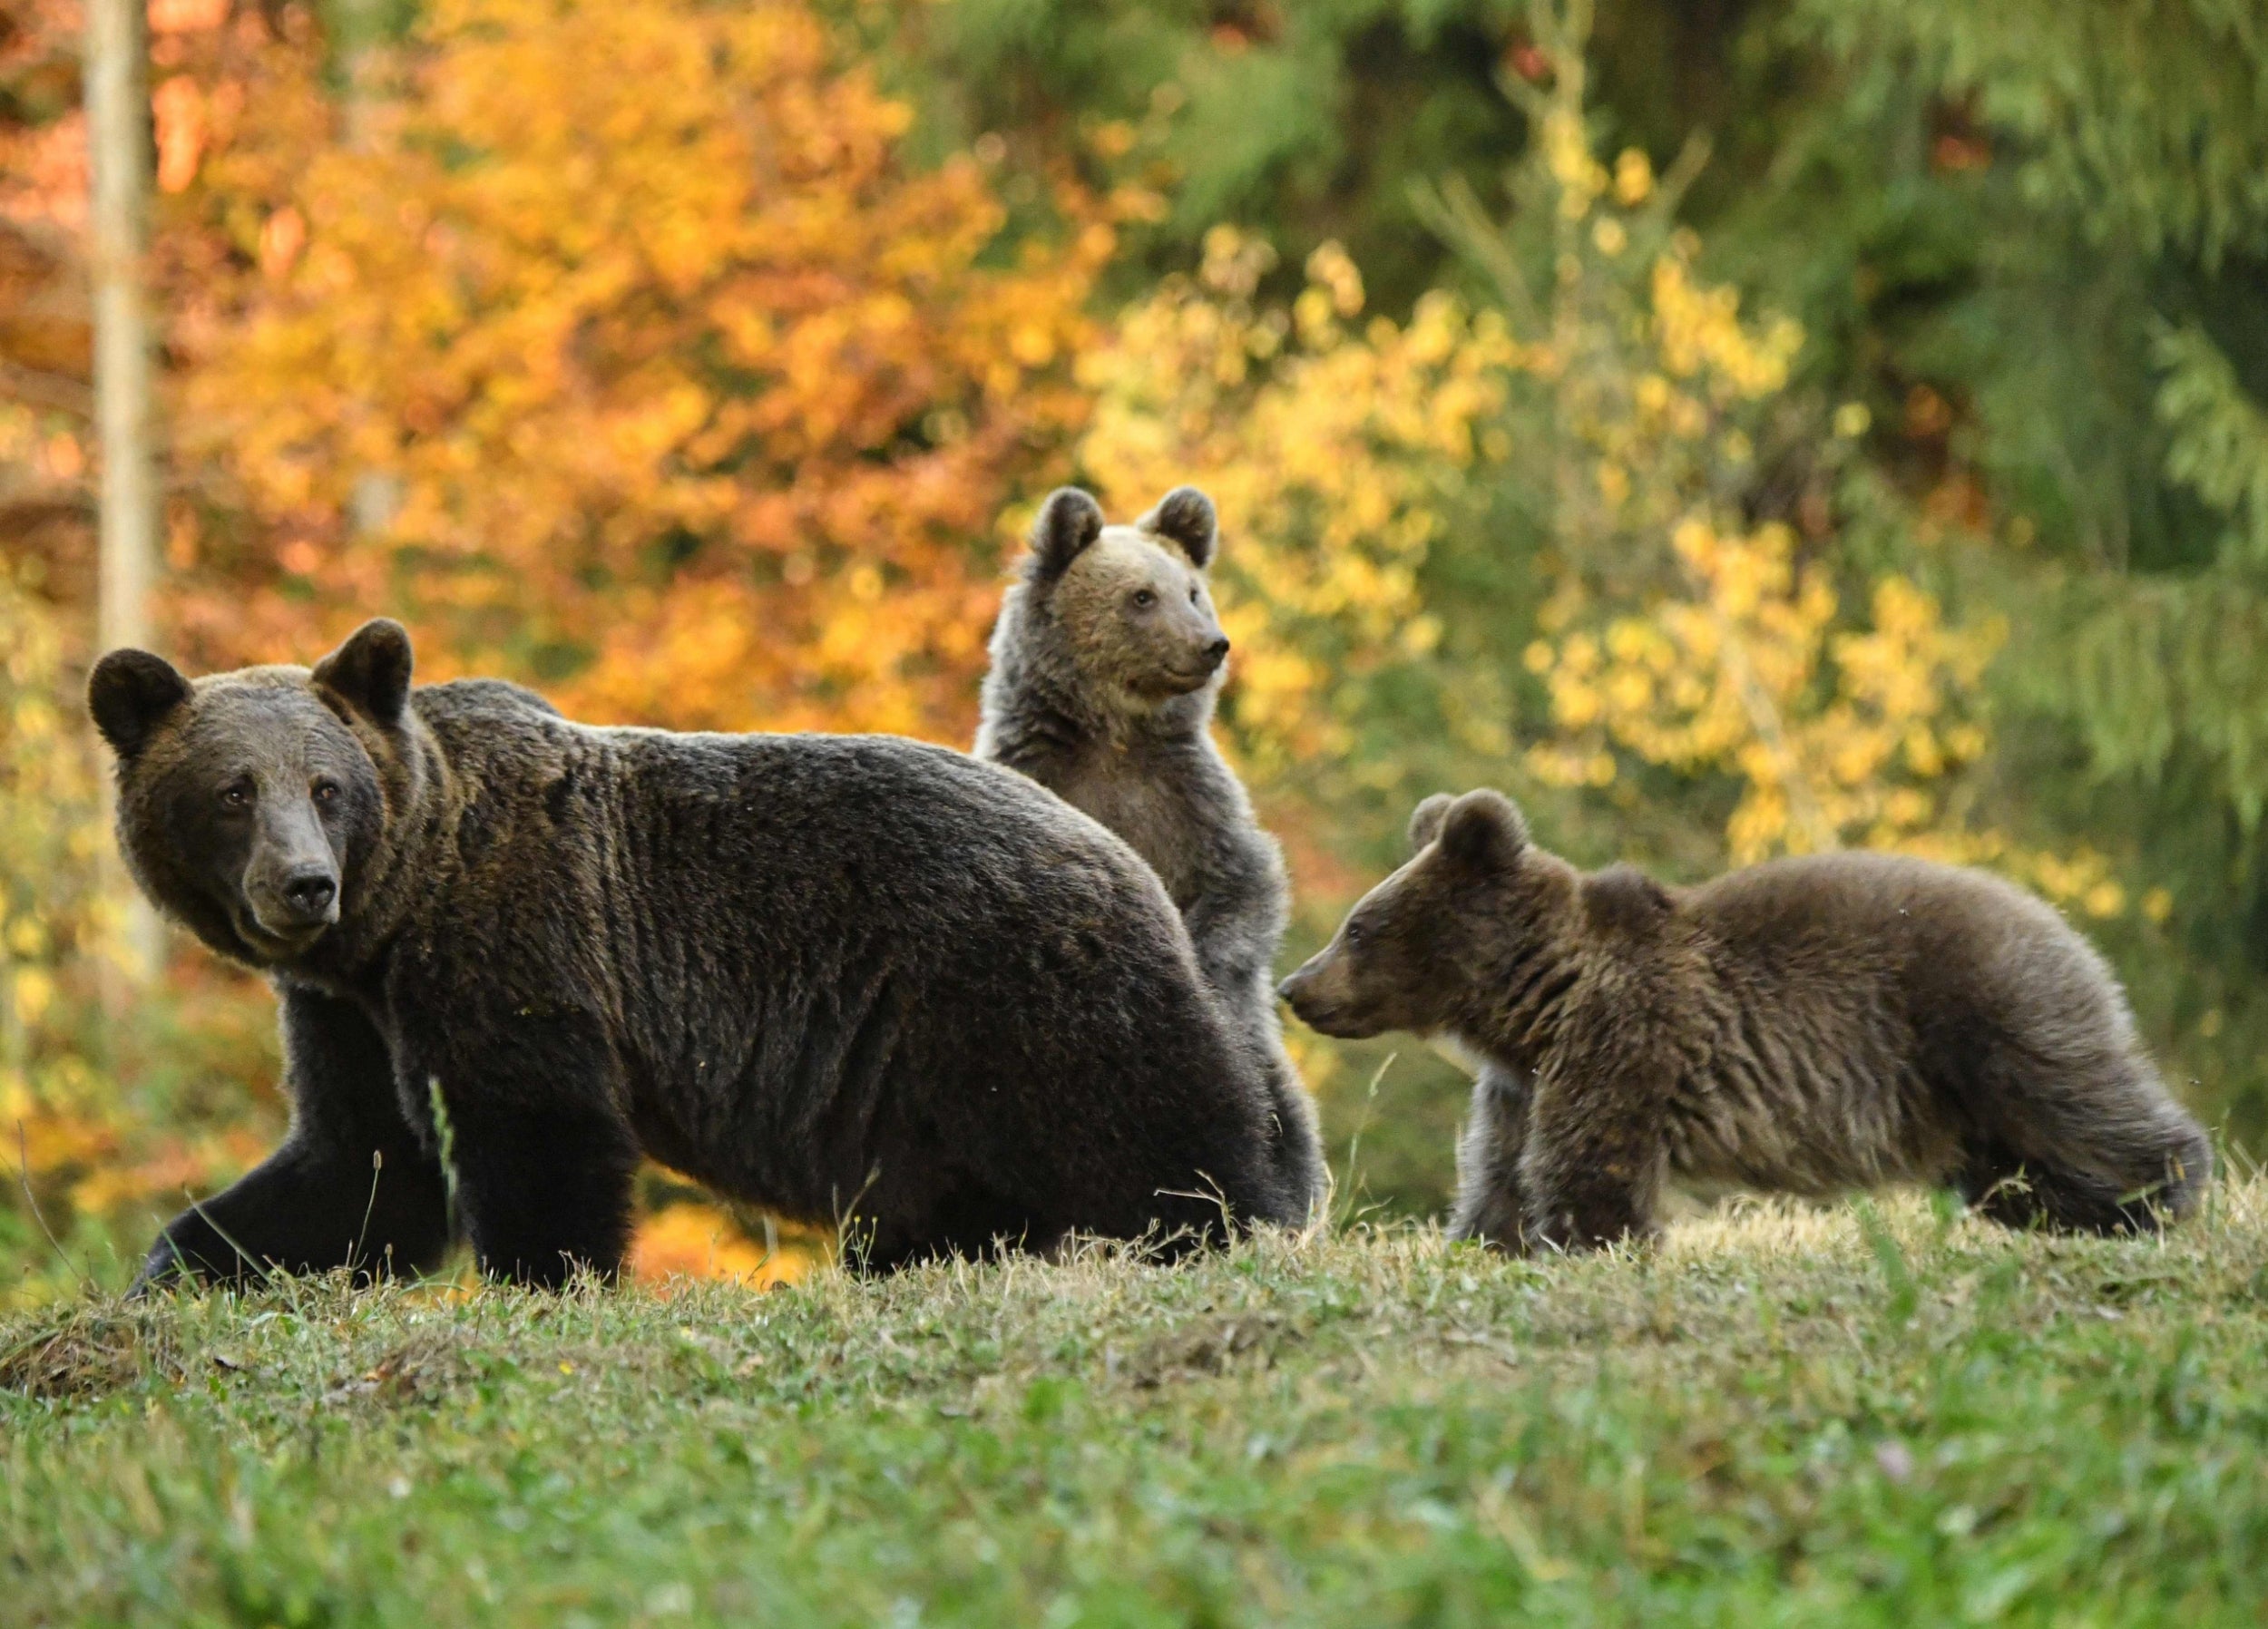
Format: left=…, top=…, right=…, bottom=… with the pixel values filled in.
left=88, top=620, right=1311, bottom=1289
left=1278, top=789, right=2211, bottom=1252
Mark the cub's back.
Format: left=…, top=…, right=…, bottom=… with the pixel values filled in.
left=1689, top=850, right=2138, bottom=1062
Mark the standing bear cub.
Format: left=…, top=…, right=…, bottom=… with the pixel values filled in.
left=976, top=486, right=1324, bottom=1210
left=1278, top=790, right=2210, bottom=1252
left=90, top=620, right=1312, bottom=1289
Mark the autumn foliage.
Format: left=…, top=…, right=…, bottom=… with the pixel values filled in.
left=165, top=0, right=1114, bottom=736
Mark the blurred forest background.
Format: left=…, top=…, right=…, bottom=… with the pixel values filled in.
left=2, top=0, right=2263, bottom=1302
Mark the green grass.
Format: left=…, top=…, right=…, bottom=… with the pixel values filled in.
left=6, top=1184, right=2268, bottom=1627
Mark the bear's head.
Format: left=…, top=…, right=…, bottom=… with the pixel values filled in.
left=1009, top=485, right=1231, bottom=718
left=86, top=619, right=415, bottom=969
left=1277, top=789, right=1585, bottom=1041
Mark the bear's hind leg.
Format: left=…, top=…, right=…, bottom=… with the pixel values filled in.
left=1189, top=908, right=1327, bottom=1219
left=1956, top=1052, right=2212, bottom=1235
left=1957, top=1143, right=2128, bottom=1233
left=1248, top=1041, right=1326, bottom=1224
left=850, top=1173, right=1064, bottom=1274
left=1960, top=1126, right=2211, bottom=1235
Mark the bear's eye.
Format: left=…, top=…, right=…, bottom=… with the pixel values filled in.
left=1130, top=588, right=1157, bottom=610
left=1188, top=586, right=1200, bottom=605
left=1342, top=918, right=1366, bottom=947
left=311, top=779, right=341, bottom=806
left=219, top=779, right=253, bottom=810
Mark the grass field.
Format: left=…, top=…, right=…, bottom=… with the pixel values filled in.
left=6, top=1182, right=2268, bottom=1627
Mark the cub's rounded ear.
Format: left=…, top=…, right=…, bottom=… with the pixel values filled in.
left=1406, top=793, right=1455, bottom=853
left=1139, top=486, right=1217, bottom=569
left=1028, top=488, right=1105, bottom=581
left=312, top=618, right=414, bottom=728
left=87, top=649, right=191, bottom=758
left=1438, top=788, right=1528, bottom=873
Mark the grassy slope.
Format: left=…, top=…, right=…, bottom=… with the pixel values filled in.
left=5, top=1185, right=2268, bottom=1627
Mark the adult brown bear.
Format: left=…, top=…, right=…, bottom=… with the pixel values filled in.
left=90, top=620, right=1308, bottom=1288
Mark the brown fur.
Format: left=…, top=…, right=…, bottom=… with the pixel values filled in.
left=1280, top=790, right=2212, bottom=1253
left=976, top=488, right=1324, bottom=1211
left=88, top=622, right=1314, bottom=1290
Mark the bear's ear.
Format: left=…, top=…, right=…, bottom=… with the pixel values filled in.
left=1437, top=789, right=1528, bottom=873
left=1139, top=486, right=1217, bottom=569
left=87, top=649, right=192, bottom=758
left=1027, top=488, right=1105, bottom=582
left=312, top=618, right=414, bottom=728
left=1406, top=793, right=1455, bottom=853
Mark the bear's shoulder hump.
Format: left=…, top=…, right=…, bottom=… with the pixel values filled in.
left=1581, top=863, right=1676, bottom=938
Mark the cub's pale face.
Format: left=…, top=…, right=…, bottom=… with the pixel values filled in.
left=1050, top=526, right=1229, bottom=708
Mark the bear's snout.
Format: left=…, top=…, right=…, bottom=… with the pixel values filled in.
left=1278, top=953, right=1388, bottom=1040
left=1276, top=961, right=1335, bottom=1027
left=279, top=868, right=338, bottom=924
left=245, top=841, right=344, bottom=944
left=1153, top=629, right=1229, bottom=695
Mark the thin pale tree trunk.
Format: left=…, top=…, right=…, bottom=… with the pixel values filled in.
left=85, top=0, right=162, bottom=990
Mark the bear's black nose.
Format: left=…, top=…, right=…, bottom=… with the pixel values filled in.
left=279, top=871, right=337, bottom=921
left=1204, top=637, right=1231, bottom=669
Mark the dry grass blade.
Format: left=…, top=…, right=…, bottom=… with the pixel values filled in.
left=0, top=1302, right=183, bottom=1400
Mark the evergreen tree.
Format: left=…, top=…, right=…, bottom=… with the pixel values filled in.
left=875, top=0, right=1528, bottom=307
left=1759, top=0, right=2268, bottom=1136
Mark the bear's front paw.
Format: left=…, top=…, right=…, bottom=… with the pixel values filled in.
left=130, top=1215, right=253, bottom=1293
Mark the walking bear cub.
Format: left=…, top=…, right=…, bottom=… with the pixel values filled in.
left=977, top=486, right=1324, bottom=1209
left=1278, top=789, right=2210, bottom=1252
left=89, top=620, right=1311, bottom=1289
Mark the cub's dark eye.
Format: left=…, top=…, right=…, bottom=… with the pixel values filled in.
left=1130, top=588, right=1157, bottom=610
left=311, top=780, right=341, bottom=806
left=219, top=779, right=253, bottom=810
left=1188, top=586, right=1200, bottom=605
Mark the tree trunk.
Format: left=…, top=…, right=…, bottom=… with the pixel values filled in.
left=85, top=0, right=162, bottom=988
